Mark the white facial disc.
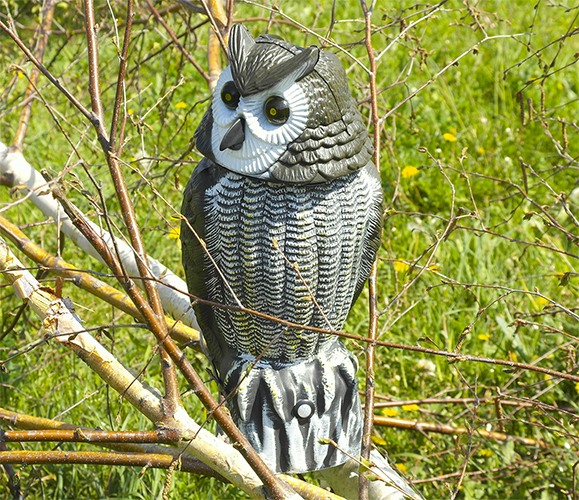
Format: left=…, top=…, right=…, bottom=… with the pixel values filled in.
left=211, top=66, right=309, bottom=178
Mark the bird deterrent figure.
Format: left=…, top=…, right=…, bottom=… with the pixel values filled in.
left=181, top=24, right=383, bottom=474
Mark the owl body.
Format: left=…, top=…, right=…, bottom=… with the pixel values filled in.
left=181, top=25, right=383, bottom=473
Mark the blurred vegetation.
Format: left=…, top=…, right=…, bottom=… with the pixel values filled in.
left=0, top=0, right=577, bottom=498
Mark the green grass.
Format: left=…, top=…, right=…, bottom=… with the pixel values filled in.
left=1, top=1, right=578, bottom=498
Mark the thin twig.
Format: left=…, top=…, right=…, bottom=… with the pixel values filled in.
left=0, top=440, right=22, bottom=500
left=82, top=0, right=182, bottom=420
left=155, top=289, right=579, bottom=384
left=373, top=415, right=548, bottom=448
left=0, top=20, right=93, bottom=122
left=146, top=0, right=210, bottom=84
left=13, top=0, right=57, bottom=150
left=0, top=408, right=338, bottom=500
left=52, top=165, right=293, bottom=498
left=0, top=236, right=165, bottom=420
left=0, top=407, right=221, bottom=479
left=109, top=0, right=134, bottom=154
left=0, top=450, right=193, bottom=471
left=0, top=214, right=199, bottom=345
left=380, top=34, right=525, bottom=124
left=359, top=2, right=380, bottom=499
left=1, top=429, right=181, bottom=443
left=78, top=0, right=291, bottom=488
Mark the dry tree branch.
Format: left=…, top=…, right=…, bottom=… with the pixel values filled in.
left=49, top=148, right=295, bottom=496
left=0, top=143, right=199, bottom=332
left=0, top=450, right=206, bottom=472
left=1, top=5, right=294, bottom=495
left=146, top=0, right=210, bottom=84
left=0, top=408, right=339, bottom=500
left=373, top=416, right=548, bottom=448
left=374, top=0, right=449, bottom=62
left=0, top=407, right=213, bottom=471
left=12, top=0, right=57, bottom=150
left=413, top=459, right=552, bottom=485
left=0, top=236, right=164, bottom=420
left=0, top=408, right=221, bottom=478
left=0, top=214, right=198, bottom=345
left=380, top=33, right=525, bottom=124
left=2, top=420, right=343, bottom=498
left=240, top=0, right=371, bottom=72
left=83, top=0, right=180, bottom=420
left=0, top=19, right=94, bottom=122
left=1, top=429, right=181, bottom=444
left=359, top=1, right=380, bottom=499
left=0, top=236, right=295, bottom=498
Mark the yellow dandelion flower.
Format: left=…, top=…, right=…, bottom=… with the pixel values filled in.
left=127, top=108, right=134, bottom=115
left=371, top=435, right=387, bottom=446
left=575, top=382, right=579, bottom=394
left=477, top=146, right=485, bottom=154
left=17, top=71, right=24, bottom=79
left=167, top=226, right=180, bottom=239
left=508, top=352, right=518, bottom=363
left=478, top=449, right=493, bottom=457
left=401, top=165, right=419, bottom=178
left=393, top=260, right=410, bottom=273
left=396, top=463, right=408, bottom=474
left=381, top=408, right=399, bottom=417
left=443, top=132, right=457, bottom=142
left=402, top=404, right=420, bottom=412
left=534, top=296, right=549, bottom=309
left=478, top=333, right=490, bottom=341
left=175, top=101, right=188, bottom=109
left=543, top=374, right=552, bottom=381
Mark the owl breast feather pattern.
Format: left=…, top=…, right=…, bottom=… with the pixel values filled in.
left=181, top=24, right=383, bottom=473
left=204, top=167, right=381, bottom=363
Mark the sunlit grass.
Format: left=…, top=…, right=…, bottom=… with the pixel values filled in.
left=1, top=0, right=577, bottom=498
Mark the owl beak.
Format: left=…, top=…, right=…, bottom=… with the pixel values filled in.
left=220, top=117, right=246, bottom=151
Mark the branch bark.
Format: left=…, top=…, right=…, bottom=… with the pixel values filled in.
left=0, top=142, right=199, bottom=332
left=0, top=214, right=198, bottom=345
left=0, top=235, right=164, bottom=420
left=0, top=237, right=284, bottom=498
left=373, top=416, right=548, bottom=448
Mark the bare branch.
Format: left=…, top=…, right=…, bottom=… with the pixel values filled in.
left=373, top=416, right=548, bottom=448
left=0, top=235, right=164, bottom=420
left=0, top=143, right=200, bottom=331
left=0, top=213, right=199, bottom=345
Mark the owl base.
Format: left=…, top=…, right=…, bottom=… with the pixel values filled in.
left=222, top=340, right=362, bottom=473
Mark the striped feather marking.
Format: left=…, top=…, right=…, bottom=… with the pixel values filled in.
left=225, top=340, right=362, bottom=473
left=203, top=164, right=381, bottom=363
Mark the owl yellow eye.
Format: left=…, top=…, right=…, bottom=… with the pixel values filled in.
left=221, top=81, right=240, bottom=109
left=264, top=96, right=290, bottom=125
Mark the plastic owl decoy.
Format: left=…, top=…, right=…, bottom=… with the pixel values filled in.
left=181, top=24, right=383, bottom=473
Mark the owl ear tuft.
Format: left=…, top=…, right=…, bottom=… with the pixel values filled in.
left=229, top=24, right=255, bottom=83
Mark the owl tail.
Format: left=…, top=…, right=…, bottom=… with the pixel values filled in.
left=222, top=340, right=362, bottom=474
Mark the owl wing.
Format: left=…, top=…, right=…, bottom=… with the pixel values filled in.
left=180, top=158, right=234, bottom=372
left=352, top=161, right=384, bottom=305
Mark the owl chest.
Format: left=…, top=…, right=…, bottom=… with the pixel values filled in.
left=202, top=169, right=375, bottom=360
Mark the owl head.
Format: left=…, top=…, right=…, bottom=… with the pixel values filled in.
left=194, top=24, right=373, bottom=184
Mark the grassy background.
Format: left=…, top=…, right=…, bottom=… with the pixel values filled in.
left=0, top=0, right=577, bottom=498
